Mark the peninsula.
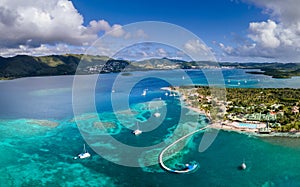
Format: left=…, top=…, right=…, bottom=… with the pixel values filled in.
left=176, top=86, right=300, bottom=134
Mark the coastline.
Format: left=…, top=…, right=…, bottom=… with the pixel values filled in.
left=173, top=86, right=300, bottom=138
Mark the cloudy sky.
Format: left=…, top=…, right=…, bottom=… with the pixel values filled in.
left=0, top=0, right=299, bottom=62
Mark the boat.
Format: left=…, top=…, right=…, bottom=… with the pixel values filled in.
left=174, top=162, right=198, bottom=172
left=132, top=122, right=142, bottom=135
left=154, top=107, right=161, bottom=117
left=154, top=112, right=161, bottom=117
left=74, top=144, right=91, bottom=159
left=133, top=129, right=142, bottom=135
left=240, top=162, right=246, bottom=170
left=184, top=163, right=198, bottom=171
left=141, top=89, right=147, bottom=96
left=239, top=159, right=246, bottom=170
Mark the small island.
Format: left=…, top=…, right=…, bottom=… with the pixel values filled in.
left=175, top=86, right=300, bottom=135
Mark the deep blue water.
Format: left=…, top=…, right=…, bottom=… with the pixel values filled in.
left=1, top=69, right=300, bottom=186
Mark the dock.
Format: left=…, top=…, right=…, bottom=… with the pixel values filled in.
left=158, top=126, right=207, bottom=174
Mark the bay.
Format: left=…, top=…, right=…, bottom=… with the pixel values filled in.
left=1, top=69, right=300, bottom=186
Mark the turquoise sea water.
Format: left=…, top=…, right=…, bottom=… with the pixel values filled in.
left=1, top=69, right=300, bottom=186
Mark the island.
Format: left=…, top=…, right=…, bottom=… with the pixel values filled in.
left=220, top=62, right=300, bottom=78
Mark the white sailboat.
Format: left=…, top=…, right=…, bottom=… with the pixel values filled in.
left=132, top=122, right=142, bottom=135
left=74, top=144, right=91, bottom=159
left=154, top=112, right=161, bottom=117
left=153, top=107, right=161, bottom=117
left=141, top=89, right=147, bottom=96
left=240, top=159, right=246, bottom=170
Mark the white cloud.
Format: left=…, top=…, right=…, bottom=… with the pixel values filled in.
left=0, top=0, right=93, bottom=47
left=243, top=0, right=300, bottom=25
left=157, top=48, right=167, bottom=57
left=0, top=43, right=84, bottom=57
left=248, top=19, right=280, bottom=48
left=109, top=24, right=125, bottom=37
left=184, top=39, right=210, bottom=54
left=87, top=20, right=126, bottom=37
left=109, top=43, right=190, bottom=61
left=136, top=29, right=147, bottom=38
left=88, top=20, right=111, bottom=34
left=219, top=43, right=234, bottom=54
left=0, top=0, right=127, bottom=56
left=220, top=0, right=300, bottom=62
left=124, top=29, right=148, bottom=39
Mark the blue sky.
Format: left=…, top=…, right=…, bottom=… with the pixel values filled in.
left=0, top=0, right=300, bottom=62
left=72, top=0, right=266, bottom=38
left=71, top=0, right=270, bottom=61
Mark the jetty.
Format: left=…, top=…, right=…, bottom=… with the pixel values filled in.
left=158, top=126, right=208, bottom=174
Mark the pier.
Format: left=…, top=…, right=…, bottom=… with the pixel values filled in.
left=158, top=126, right=208, bottom=174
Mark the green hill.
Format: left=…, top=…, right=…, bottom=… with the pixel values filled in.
left=1, top=54, right=300, bottom=80
left=0, top=54, right=111, bottom=79
left=0, top=55, right=190, bottom=79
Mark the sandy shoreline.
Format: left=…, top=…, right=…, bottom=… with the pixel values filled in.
left=173, top=86, right=300, bottom=138
left=187, top=101, right=300, bottom=138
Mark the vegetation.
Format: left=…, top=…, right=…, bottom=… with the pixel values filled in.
left=0, top=55, right=184, bottom=79
left=1, top=54, right=300, bottom=80
left=0, top=54, right=112, bottom=79
left=220, top=62, right=300, bottom=78
left=180, top=86, right=300, bottom=132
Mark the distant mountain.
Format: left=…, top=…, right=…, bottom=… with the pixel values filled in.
left=0, top=55, right=200, bottom=79
left=222, top=62, right=300, bottom=78
left=0, top=54, right=109, bottom=79
left=1, top=54, right=300, bottom=79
